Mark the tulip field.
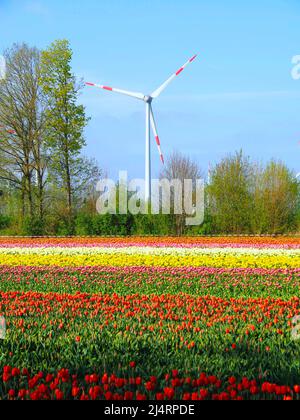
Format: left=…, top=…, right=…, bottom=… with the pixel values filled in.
left=0, top=236, right=300, bottom=400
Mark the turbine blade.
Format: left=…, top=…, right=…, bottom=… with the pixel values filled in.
left=86, top=82, right=145, bottom=100
left=151, top=54, right=197, bottom=99
left=0, top=124, right=16, bottom=135
left=150, top=106, right=164, bottom=164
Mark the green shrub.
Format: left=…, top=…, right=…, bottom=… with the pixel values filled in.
left=0, top=215, right=11, bottom=231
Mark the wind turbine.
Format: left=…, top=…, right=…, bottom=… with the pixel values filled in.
left=86, top=54, right=198, bottom=203
left=0, top=124, right=16, bottom=136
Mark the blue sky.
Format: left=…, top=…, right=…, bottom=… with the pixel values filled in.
left=1, top=0, right=300, bottom=179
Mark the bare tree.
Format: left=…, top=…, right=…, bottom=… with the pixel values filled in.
left=0, top=43, right=47, bottom=222
left=160, top=151, right=203, bottom=235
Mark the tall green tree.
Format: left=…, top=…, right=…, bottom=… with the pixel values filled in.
left=209, top=151, right=254, bottom=234
left=40, top=39, right=89, bottom=233
left=254, top=161, right=298, bottom=234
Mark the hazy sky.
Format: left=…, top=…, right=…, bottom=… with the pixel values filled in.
left=1, top=0, right=300, bottom=179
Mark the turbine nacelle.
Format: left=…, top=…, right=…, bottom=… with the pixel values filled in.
left=143, top=95, right=153, bottom=104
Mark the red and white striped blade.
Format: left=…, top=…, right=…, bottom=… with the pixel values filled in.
left=85, top=82, right=145, bottom=101
left=151, top=54, right=197, bottom=99
left=0, top=124, right=16, bottom=135
left=150, top=106, right=164, bottom=165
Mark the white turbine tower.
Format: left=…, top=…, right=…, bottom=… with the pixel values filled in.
left=86, top=54, right=198, bottom=203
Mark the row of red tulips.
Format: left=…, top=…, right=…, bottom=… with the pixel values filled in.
left=2, top=365, right=300, bottom=401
